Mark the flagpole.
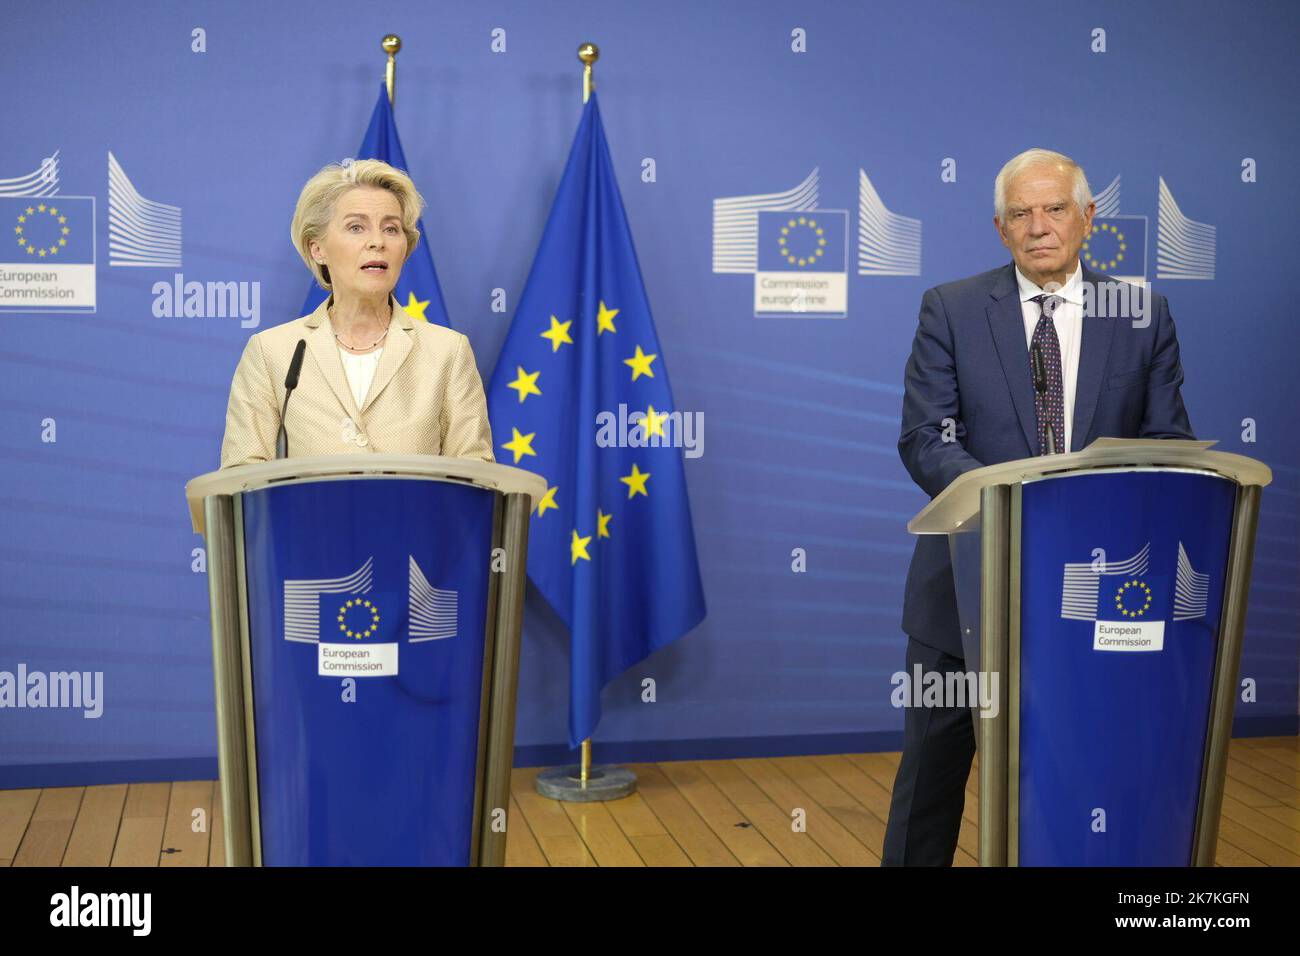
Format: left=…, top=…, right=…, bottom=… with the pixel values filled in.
left=382, top=34, right=401, bottom=106
left=534, top=42, right=636, bottom=804
left=577, top=40, right=598, bottom=790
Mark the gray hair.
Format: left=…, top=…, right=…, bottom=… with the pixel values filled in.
left=994, top=148, right=1091, bottom=220
left=290, top=158, right=425, bottom=291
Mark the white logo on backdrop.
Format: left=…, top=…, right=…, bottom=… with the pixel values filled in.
left=108, top=151, right=182, bottom=267
left=856, top=169, right=921, bottom=276
left=712, top=168, right=821, bottom=274
left=0, top=150, right=60, bottom=197
left=1156, top=177, right=1216, bottom=280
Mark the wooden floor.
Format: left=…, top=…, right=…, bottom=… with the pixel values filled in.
left=3, top=737, right=1298, bottom=866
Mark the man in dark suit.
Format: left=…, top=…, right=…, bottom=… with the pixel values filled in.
left=882, top=148, right=1195, bottom=865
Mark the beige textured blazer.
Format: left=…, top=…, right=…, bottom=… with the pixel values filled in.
left=220, top=294, right=494, bottom=468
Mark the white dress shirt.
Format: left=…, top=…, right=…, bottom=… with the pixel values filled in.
left=338, top=346, right=384, bottom=410
left=1016, top=260, right=1083, bottom=453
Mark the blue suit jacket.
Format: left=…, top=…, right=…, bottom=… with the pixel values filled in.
left=899, top=261, right=1196, bottom=657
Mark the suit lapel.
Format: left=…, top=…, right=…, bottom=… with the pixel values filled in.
left=986, top=263, right=1039, bottom=455
left=1071, top=266, right=1117, bottom=450
left=359, top=295, right=415, bottom=413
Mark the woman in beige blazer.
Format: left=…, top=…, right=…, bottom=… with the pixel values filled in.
left=220, top=159, right=494, bottom=468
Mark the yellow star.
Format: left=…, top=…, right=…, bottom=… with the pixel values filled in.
left=507, top=366, right=542, bottom=403
left=570, top=528, right=593, bottom=564
left=16, top=214, right=24, bottom=223
left=49, top=207, right=58, bottom=216
left=25, top=207, right=34, bottom=215
left=37, top=204, right=46, bottom=212
left=596, top=300, right=619, bottom=335
left=620, top=463, right=650, bottom=499
left=402, top=291, right=431, bottom=322
left=535, top=485, right=559, bottom=517
left=641, top=405, right=668, bottom=439
left=623, top=345, right=657, bottom=381
left=597, top=509, right=612, bottom=538
left=58, top=215, right=66, bottom=224
left=501, top=427, right=537, bottom=463
left=541, top=315, right=573, bottom=352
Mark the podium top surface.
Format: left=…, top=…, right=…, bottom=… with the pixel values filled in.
left=909, top=438, right=1273, bottom=535
left=186, top=454, right=548, bottom=534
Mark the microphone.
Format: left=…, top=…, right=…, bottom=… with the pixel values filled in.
left=1030, top=343, right=1057, bottom=456
left=275, top=339, right=307, bottom=460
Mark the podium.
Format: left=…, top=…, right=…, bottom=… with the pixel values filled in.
left=909, top=438, right=1272, bottom=866
left=186, top=454, right=546, bottom=866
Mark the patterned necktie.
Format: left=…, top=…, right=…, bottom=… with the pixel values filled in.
left=1029, top=293, right=1065, bottom=455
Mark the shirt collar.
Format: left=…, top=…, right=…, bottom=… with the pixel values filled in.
left=1015, top=259, right=1083, bottom=306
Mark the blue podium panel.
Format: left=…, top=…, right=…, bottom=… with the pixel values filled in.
left=241, top=479, right=494, bottom=866
left=1018, top=470, right=1236, bottom=866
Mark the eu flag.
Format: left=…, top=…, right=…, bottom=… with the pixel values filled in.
left=487, top=94, right=706, bottom=749
left=301, top=83, right=452, bottom=327
left=1082, top=216, right=1148, bottom=279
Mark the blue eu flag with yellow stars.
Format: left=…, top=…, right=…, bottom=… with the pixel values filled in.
left=301, top=83, right=451, bottom=327
left=487, top=93, right=706, bottom=749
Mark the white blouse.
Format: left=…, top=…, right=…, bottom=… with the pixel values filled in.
left=338, top=346, right=384, bottom=410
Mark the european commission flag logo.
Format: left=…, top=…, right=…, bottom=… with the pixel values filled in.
left=0, top=196, right=96, bottom=313
left=753, top=208, right=848, bottom=317
left=301, top=83, right=452, bottom=327
left=486, top=93, right=706, bottom=749
left=1082, top=215, right=1147, bottom=279
left=757, top=210, right=847, bottom=273
left=2, top=197, right=94, bottom=263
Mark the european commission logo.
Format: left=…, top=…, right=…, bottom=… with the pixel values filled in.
left=712, top=167, right=922, bottom=318
left=0, top=150, right=96, bottom=313
left=1087, top=174, right=1216, bottom=282
left=1059, top=541, right=1209, bottom=652
left=282, top=556, right=459, bottom=677
left=0, top=149, right=184, bottom=314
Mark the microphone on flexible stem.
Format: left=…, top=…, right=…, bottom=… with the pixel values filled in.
left=276, top=339, right=307, bottom=460
left=1030, top=342, right=1057, bottom=456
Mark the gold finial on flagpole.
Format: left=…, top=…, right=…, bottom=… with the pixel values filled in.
left=578, top=42, right=599, bottom=104
left=383, top=34, right=402, bottom=106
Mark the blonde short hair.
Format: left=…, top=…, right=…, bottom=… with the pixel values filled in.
left=290, top=158, right=425, bottom=290
left=994, top=148, right=1091, bottom=220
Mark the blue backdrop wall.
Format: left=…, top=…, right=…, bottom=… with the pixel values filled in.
left=2, top=0, right=1297, bottom=786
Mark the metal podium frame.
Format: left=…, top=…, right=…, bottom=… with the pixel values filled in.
left=186, top=455, right=546, bottom=867
left=909, top=438, right=1272, bottom=867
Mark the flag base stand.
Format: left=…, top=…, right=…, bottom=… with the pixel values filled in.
left=535, top=765, right=637, bottom=803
